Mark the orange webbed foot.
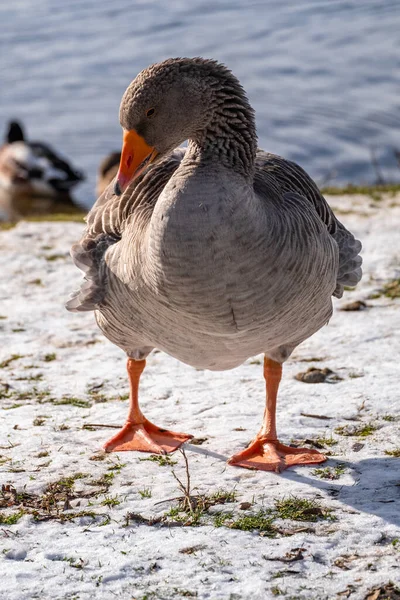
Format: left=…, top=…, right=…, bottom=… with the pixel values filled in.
left=228, top=439, right=326, bottom=472
left=103, top=418, right=193, bottom=454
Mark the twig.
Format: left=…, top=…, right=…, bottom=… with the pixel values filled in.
left=300, top=413, right=332, bottom=420
left=154, top=496, right=185, bottom=506
left=171, top=448, right=194, bottom=513
left=82, top=423, right=121, bottom=430
left=318, top=169, right=338, bottom=188
left=0, top=442, right=21, bottom=449
left=369, top=146, right=385, bottom=185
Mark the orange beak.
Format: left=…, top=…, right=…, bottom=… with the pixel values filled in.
left=114, top=129, right=158, bottom=196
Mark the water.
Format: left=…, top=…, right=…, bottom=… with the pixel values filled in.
left=1, top=0, right=399, bottom=208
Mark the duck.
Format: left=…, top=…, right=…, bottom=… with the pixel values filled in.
left=66, top=58, right=362, bottom=472
left=96, top=151, right=121, bottom=197
left=0, top=120, right=84, bottom=221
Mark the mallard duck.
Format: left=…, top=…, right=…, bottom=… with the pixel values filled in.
left=0, top=120, right=84, bottom=221
left=96, top=152, right=121, bottom=197
left=67, top=58, right=362, bottom=472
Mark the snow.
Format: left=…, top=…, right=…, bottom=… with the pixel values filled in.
left=0, top=192, right=399, bottom=600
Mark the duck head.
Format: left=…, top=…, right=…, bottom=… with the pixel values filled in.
left=0, top=120, right=84, bottom=197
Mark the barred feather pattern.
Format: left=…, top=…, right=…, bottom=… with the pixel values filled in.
left=67, top=147, right=361, bottom=320
left=66, top=148, right=185, bottom=312
left=254, top=152, right=362, bottom=297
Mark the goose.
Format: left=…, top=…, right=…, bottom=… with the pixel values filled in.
left=0, top=120, right=84, bottom=221
left=67, top=58, right=362, bottom=472
left=96, top=151, right=121, bottom=197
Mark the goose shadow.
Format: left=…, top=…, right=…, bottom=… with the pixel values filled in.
left=185, top=444, right=400, bottom=528
left=282, top=456, right=400, bottom=528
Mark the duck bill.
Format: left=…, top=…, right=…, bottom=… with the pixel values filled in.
left=114, top=130, right=158, bottom=196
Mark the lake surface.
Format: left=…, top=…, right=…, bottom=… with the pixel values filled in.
left=1, top=0, right=399, bottom=207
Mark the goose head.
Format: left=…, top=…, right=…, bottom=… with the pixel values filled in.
left=115, top=57, right=257, bottom=195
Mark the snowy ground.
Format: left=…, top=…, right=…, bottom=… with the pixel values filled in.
left=0, top=191, right=399, bottom=600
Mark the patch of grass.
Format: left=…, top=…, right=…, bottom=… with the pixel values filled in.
left=89, top=453, right=106, bottom=462
left=27, top=212, right=85, bottom=222
left=50, top=473, right=87, bottom=492
left=33, top=416, right=48, bottom=426
left=139, top=454, right=177, bottom=467
left=209, top=489, right=237, bottom=504
left=90, top=471, right=116, bottom=488
left=274, top=496, right=334, bottom=522
left=0, top=510, right=25, bottom=525
left=179, top=545, right=207, bottom=555
left=314, top=435, right=338, bottom=447
left=384, top=449, right=400, bottom=458
left=382, top=415, right=397, bottom=422
left=28, top=278, right=43, bottom=286
left=321, top=182, right=400, bottom=199
left=229, top=511, right=276, bottom=536
left=348, top=371, right=364, bottom=379
left=166, top=506, right=203, bottom=526
left=138, top=488, right=152, bottom=499
left=107, top=461, right=126, bottom=473
left=271, top=587, right=285, bottom=597
left=42, top=253, right=67, bottom=262
left=16, top=373, right=43, bottom=381
left=0, top=386, right=52, bottom=403
left=213, top=511, right=234, bottom=528
left=0, top=479, right=108, bottom=524
left=368, top=291, right=382, bottom=299
left=172, top=589, right=197, bottom=598
left=382, top=279, right=400, bottom=299
left=0, top=315, right=7, bottom=320
left=53, top=396, right=91, bottom=408
left=63, top=556, right=86, bottom=569
left=370, top=278, right=400, bottom=301
left=100, top=495, right=121, bottom=507
left=34, top=510, right=100, bottom=523
left=0, top=222, right=16, bottom=231
left=312, top=464, right=346, bottom=480
left=0, top=213, right=85, bottom=230
left=334, top=423, right=378, bottom=437
left=0, top=354, right=24, bottom=368
left=12, top=328, right=25, bottom=333
left=43, top=353, right=56, bottom=362
left=7, top=463, right=26, bottom=473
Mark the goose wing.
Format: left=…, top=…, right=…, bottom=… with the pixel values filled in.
left=66, top=148, right=185, bottom=312
left=254, top=151, right=362, bottom=297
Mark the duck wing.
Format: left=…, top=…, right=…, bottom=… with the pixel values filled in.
left=66, top=148, right=185, bottom=312
left=254, top=151, right=362, bottom=297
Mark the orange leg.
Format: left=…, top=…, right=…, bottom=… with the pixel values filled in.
left=104, top=358, right=193, bottom=453
left=228, top=356, right=326, bottom=472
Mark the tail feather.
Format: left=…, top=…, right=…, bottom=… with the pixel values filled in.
left=65, top=234, right=118, bottom=312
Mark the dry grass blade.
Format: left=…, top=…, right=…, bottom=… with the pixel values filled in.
left=82, top=423, right=122, bottom=430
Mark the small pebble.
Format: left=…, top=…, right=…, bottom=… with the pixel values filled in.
left=295, top=367, right=342, bottom=384
left=340, top=300, right=367, bottom=311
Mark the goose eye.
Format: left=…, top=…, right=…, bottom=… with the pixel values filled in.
left=146, top=108, right=155, bottom=118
